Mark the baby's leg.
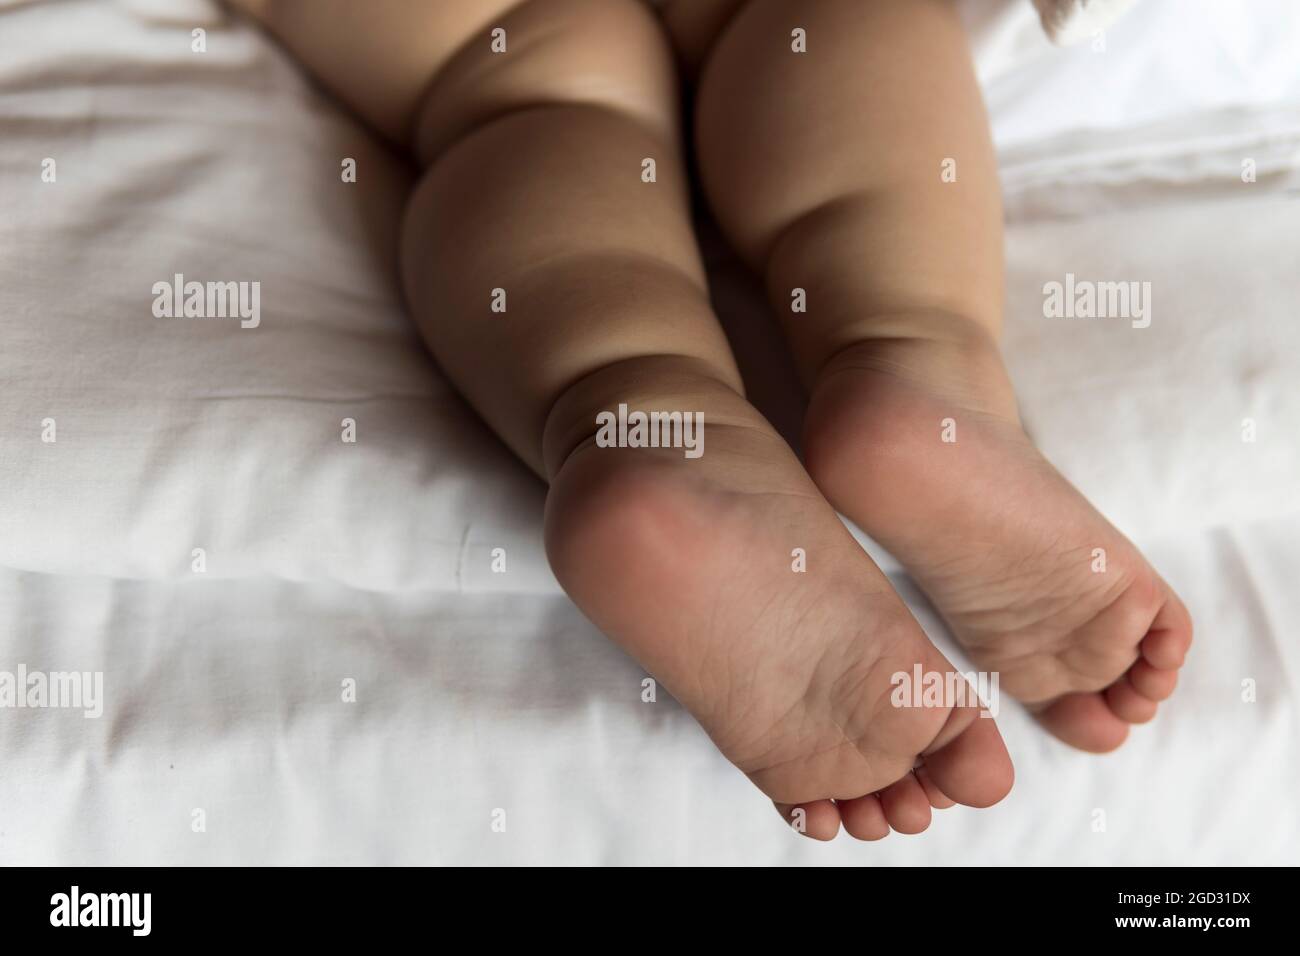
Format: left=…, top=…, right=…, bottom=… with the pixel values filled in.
left=238, top=0, right=1012, bottom=837
left=408, top=0, right=1013, bottom=838
left=680, top=0, right=1192, bottom=750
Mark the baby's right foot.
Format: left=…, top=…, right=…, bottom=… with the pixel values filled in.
left=544, top=359, right=1012, bottom=840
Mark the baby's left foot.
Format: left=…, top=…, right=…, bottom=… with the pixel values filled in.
left=803, top=322, right=1194, bottom=752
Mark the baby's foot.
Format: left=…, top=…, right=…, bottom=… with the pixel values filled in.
left=544, top=362, right=1012, bottom=839
left=803, top=323, right=1193, bottom=752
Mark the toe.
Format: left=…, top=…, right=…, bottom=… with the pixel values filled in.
left=774, top=799, right=841, bottom=840
left=837, top=793, right=890, bottom=841
left=1127, top=658, right=1179, bottom=701
left=1140, top=588, right=1193, bottom=670
left=879, top=774, right=931, bottom=834
left=1033, top=692, right=1130, bottom=752
left=1104, top=674, right=1159, bottom=724
left=920, top=706, right=1014, bottom=808
left=914, top=764, right=956, bottom=809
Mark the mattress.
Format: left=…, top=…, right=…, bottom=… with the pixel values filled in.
left=1, top=0, right=1298, bottom=864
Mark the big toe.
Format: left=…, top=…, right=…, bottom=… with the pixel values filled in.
left=920, top=706, right=1014, bottom=808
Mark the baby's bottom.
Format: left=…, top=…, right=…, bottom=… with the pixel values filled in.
left=402, top=0, right=1188, bottom=839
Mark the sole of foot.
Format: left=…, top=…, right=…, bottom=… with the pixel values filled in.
left=545, top=378, right=1013, bottom=840
left=803, top=331, right=1193, bottom=753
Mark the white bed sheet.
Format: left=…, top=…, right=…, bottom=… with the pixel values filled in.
left=1, top=0, right=1298, bottom=865
left=1, top=515, right=1295, bottom=866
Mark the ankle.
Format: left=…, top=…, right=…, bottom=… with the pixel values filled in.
left=540, top=353, right=753, bottom=482
left=811, top=315, right=1016, bottom=420
left=801, top=316, right=1022, bottom=502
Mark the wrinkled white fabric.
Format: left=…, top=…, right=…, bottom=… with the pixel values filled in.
left=1, top=0, right=1296, bottom=864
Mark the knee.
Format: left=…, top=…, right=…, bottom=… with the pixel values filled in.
left=414, top=0, right=680, bottom=164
